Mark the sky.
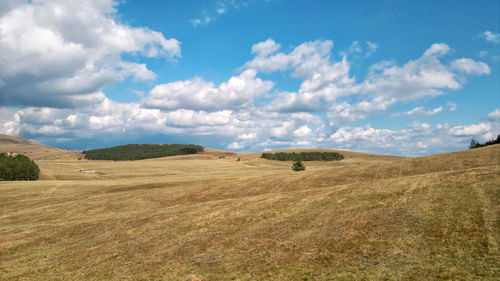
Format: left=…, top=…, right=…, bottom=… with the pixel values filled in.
left=0, top=0, right=499, bottom=156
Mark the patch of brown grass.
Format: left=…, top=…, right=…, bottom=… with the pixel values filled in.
left=0, top=143, right=499, bottom=280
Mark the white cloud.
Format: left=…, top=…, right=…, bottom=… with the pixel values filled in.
left=450, top=58, right=490, bottom=75
left=0, top=0, right=23, bottom=16
left=1, top=33, right=495, bottom=156
left=366, top=41, right=378, bottom=56
left=362, top=43, right=461, bottom=101
left=251, top=38, right=281, bottom=56
left=446, top=101, right=457, bottom=112
left=190, top=15, right=214, bottom=26
left=244, top=39, right=334, bottom=74
left=143, top=69, right=274, bottom=111
left=293, top=125, right=312, bottom=137
left=190, top=0, right=256, bottom=27
left=119, top=62, right=157, bottom=81
left=482, top=31, right=500, bottom=44
left=246, top=40, right=488, bottom=121
left=228, top=141, right=244, bottom=150
left=450, top=122, right=491, bottom=137
left=162, top=109, right=233, bottom=127
left=487, top=108, right=500, bottom=120
left=327, top=121, right=498, bottom=155
left=423, top=43, right=450, bottom=56
left=238, top=132, right=257, bottom=140
left=344, top=40, right=362, bottom=55
left=341, top=40, right=378, bottom=57
left=0, top=0, right=180, bottom=107
left=392, top=106, right=443, bottom=118
left=270, top=121, right=295, bottom=138
left=246, top=40, right=357, bottom=112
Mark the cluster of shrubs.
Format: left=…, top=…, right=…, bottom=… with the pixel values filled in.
left=261, top=151, right=344, bottom=161
left=292, top=161, right=306, bottom=171
left=83, top=144, right=204, bottom=161
left=469, top=134, right=500, bottom=149
left=0, top=153, right=40, bottom=181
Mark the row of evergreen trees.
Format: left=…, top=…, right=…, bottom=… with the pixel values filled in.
left=0, top=153, right=40, bottom=181
left=469, top=134, right=500, bottom=149
left=261, top=151, right=344, bottom=161
left=83, top=144, right=204, bottom=161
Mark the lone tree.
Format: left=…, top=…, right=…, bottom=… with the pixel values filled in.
left=469, top=139, right=480, bottom=149
left=292, top=161, right=306, bottom=171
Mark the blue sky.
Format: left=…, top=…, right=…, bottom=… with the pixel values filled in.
left=0, top=0, right=498, bottom=155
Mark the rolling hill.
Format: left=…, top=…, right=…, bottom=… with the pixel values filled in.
left=0, top=134, right=80, bottom=161
left=0, top=135, right=499, bottom=280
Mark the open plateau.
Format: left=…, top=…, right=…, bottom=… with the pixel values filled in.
left=0, top=134, right=499, bottom=280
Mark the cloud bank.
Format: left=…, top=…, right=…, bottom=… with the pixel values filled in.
left=0, top=2, right=497, bottom=155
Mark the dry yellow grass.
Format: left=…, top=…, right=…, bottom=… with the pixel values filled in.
left=1, top=135, right=499, bottom=280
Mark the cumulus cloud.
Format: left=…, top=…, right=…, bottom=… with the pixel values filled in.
left=228, top=141, right=244, bottom=150
left=142, top=69, right=274, bottom=111
left=0, top=32, right=495, bottom=156
left=3, top=97, right=239, bottom=141
left=245, top=40, right=357, bottom=112
left=245, top=40, right=488, bottom=123
left=293, top=125, right=312, bottom=137
left=423, top=43, right=450, bottom=56
left=487, top=108, right=500, bottom=120
left=0, top=0, right=180, bottom=107
left=450, top=58, right=490, bottom=75
left=0, top=0, right=23, bottom=16
left=362, top=43, right=460, bottom=101
left=238, top=132, right=257, bottom=140
left=327, top=121, right=498, bottom=155
left=450, top=122, right=491, bottom=137
left=482, top=31, right=500, bottom=44
left=244, top=39, right=334, bottom=74
left=251, top=38, right=281, bottom=56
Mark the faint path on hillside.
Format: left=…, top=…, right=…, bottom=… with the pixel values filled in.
left=45, top=183, right=63, bottom=199
left=474, top=180, right=499, bottom=256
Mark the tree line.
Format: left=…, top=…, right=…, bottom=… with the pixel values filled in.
left=83, top=144, right=204, bottom=161
left=0, top=153, right=40, bottom=181
left=469, top=134, right=500, bottom=149
left=261, top=151, right=344, bottom=161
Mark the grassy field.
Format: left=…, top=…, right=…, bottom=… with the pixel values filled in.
left=0, top=135, right=499, bottom=280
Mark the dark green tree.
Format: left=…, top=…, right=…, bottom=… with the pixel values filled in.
left=469, top=134, right=500, bottom=149
left=0, top=153, right=40, bottom=181
left=292, top=161, right=306, bottom=171
left=262, top=151, right=343, bottom=161
left=83, top=144, right=204, bottom=160
left=469, top=139, right=480, bottom=149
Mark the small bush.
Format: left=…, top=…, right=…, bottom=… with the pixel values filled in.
left=292, top=161, right=306, bottom=171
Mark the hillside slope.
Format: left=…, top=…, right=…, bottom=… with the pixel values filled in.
left=0, top=137, right=498, bottom=280
left=0, top=134, right=79, bottom=161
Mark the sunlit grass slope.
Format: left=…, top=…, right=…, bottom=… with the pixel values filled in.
left=0, top=135, right=499, bottom=280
